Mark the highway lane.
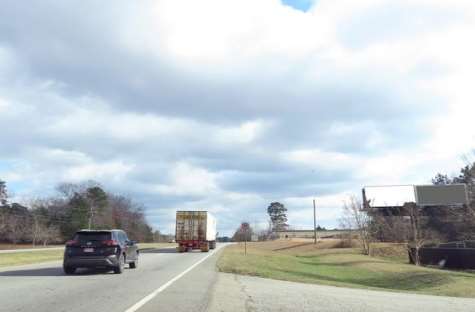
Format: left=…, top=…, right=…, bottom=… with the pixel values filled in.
left=0, top=244, right=225, bottom=312
left=3, top=243, right=475, bottom=312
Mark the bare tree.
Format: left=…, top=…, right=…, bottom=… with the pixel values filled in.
left=232, top=222, right=253, bottom=241
left=340, top=196, right=372, bottom=255
left=5, top=215, right=30, bottom=244
left=370, top=211, right=410, bottom=243
left=0, top=208, right=7, bottom=234
left=232, top=222, right=253, bottom=255
left=404, top=203, right=442, bottom=266
left=40, top=226, right=61, bottom=246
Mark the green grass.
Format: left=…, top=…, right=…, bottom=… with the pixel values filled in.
left=0, top=250, right=64, bottom=268
left=217, top=241, right=475, bottom=298
left=0, top=243, right=63, bottom=250
left=0, top=242, right=176, bottom=268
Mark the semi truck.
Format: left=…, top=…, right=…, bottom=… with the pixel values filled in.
left=175, top=211, right=217, bottom=252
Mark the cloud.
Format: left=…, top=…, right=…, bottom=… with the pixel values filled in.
left=154, top=162, right=218, bottom=197
left=0, top=0, right=474, bottom=235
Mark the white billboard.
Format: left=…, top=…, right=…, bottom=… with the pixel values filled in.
left=363, top=184, right=468, bottom=208
left=363, top=185, right=415, bottom=208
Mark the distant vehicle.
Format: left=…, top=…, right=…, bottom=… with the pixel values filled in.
left=175, top=211, right=217, bottom=252
left=63, top=229, right=139, bottom=274
left=217, top=236, right=231, bottom=243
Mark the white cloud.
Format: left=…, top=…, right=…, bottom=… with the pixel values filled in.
left=0, top=97, right=9, bottom=113
left=149, top=0, right=324, bottom=68
left=284, top=192, right=352, bottom=228
left=215, top=120, right=268, bottom=144
left=1, top=0, right=475, bottom=235
left=283, top=149, right=359, bottom=170
left=154, top=162, right=218, bottom=196
left=64, top=161, right=135, bottom=183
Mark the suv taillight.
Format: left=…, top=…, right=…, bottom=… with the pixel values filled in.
left=66, top=240, right=78, bottom=246
left=102, top=240, right=119, bottom=246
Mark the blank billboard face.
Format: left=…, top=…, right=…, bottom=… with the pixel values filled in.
left=415, top=184, right=468, bottom=206
left=364, top=185, right=415, bottom=208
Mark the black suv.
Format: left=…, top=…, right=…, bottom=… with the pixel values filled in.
left=63, top=229, right=139, bottom=274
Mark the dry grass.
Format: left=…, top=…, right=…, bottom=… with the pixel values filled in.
left=369, top=243, right=409, bottom=262
left=218, top=240, right=475, bottom=298
left=0, top=243, right=63, bottom=250
left=0, top=242, right=175, bottom=268
left=0, top=250, right=64, bottom=268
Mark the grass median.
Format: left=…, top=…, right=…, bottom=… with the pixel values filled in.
left=0, top=250, right=64, bottom=268
left=217, top=240, right=475, bottom=298
left=0, top=243, right=176, bottom=268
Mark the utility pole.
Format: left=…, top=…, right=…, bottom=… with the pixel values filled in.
left=244, top=236, right=247, bottom=255
left=313, top=199, right=317, bottom=244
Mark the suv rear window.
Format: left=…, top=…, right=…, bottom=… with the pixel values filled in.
left=74, top=232, right=111, bottom=243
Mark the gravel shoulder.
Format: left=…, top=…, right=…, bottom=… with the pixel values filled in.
left=217, top=241, right=475, bottom=297
left=208, top=272, right=475, bottom=312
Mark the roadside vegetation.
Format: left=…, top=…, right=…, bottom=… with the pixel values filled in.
left=217, top=240, right=475, bottom=298
left=0, top=243, right=175, bottom=268
left=0, top=250, right=64, bottom=268
left=0, top=180, right=161, bottom=246
left=0, top=243, right=63, bottom=250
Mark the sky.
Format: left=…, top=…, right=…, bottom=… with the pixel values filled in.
left=1, top=0, right=475, bottom=236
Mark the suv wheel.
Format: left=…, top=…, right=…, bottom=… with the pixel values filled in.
left=113, top=255, right=125, bottom=274
left=64, top=266, right=76, bottom=275
left=129, top=253, right=138, bottom=269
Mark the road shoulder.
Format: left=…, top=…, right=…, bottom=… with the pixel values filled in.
left=208, top=272, right=475, bottom=312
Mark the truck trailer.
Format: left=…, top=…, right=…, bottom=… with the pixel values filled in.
left=175, top=211, right=217, bottom=252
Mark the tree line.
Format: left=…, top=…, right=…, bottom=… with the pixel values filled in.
left=0, top=180, right=154, bottom=245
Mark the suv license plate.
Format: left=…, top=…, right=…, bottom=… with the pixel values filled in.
left=83, top=248, right=94, bottom=253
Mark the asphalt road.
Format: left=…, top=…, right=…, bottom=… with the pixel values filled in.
left=0, top=244, right=225, bottom=312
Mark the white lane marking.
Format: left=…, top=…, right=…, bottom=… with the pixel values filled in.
left=124, top=245, right=222, bottom=312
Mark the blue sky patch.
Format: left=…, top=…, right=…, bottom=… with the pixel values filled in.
left=281, top=0, right=315, bottom=12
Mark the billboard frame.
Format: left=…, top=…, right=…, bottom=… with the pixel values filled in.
left=362, top=184, right=469, bottom=210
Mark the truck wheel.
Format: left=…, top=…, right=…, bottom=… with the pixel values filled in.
left=129, top=253, right=138, bottom=269
left=210, top=241, right=216, bottom=249
left=201, top=242, right=210, bottom=252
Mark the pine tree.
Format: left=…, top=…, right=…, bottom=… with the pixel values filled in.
left=267, top=202, right=288, bottom=231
